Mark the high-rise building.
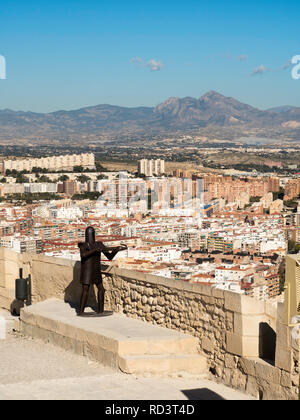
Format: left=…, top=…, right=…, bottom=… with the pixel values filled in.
left=138, top=159, right=165, bottom=177
left=63, top=180, right=78, bottom=197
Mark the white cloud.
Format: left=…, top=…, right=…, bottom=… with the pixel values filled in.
left=130, top=57, right=164, bottom=72
left=251, top=65, right=270, bottom=76
left=146, top=59, right=164, bottom=72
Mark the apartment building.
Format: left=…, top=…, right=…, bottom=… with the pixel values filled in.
left=138, top=159, right=165, bottom=177
left=24, top=183, right=58, bottom=194
left=0, top=153, right=95, bottom=173
left=284, top=178, right=300, bottom=200
left=0, top=236, right=43, bottom=254
left=63, top=180, right=78, bottom=196
left=177, top=230, right=201, bottom=250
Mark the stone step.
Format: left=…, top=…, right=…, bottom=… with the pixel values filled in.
left=19, top=299, right=207, bottom=376
left=0, top=310, right=17, bottom=337
left=119, top=354, right=207, bottom=375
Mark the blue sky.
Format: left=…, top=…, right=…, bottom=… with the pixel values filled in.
left=0, top=0, right=299, bottom=112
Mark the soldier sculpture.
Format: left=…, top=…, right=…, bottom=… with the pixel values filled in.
left=78, top=226, right=127, bottom=316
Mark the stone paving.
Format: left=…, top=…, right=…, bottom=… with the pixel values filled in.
left=0, top=332, right=254, bottom=400
left=20, top=299, right=207, bottom=375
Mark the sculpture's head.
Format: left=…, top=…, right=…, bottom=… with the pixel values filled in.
left=85, top=226, right=96, bottom=244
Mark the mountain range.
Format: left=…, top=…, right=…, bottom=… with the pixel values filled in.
left=1, top=91, right=300, bottom=142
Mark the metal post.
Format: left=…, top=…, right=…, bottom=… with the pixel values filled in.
left=26, top=274, right=32, bottom=307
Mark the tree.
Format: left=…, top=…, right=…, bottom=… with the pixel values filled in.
left=250, top=196, right=262, bottom=203
left=74, top=165, right=84, bottom=173
left=58, top=175, right=69, bottom=182
left=76, top=175, right=91, bottom=183
left=38, top=175, right=52, bottom=183
left=72, top=192, right=101, bottom=201
left=32, top=167, right=44, bottom=173
left=273, top=188, right=284, bottom=201
left=95, top=161, right=107, bottom=172
left=284, top=200, right=298, bottom=209
left=16, top=174, right=29, bottom=183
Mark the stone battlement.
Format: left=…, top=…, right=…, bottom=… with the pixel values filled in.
left=0, top=248, right=298, bottom=400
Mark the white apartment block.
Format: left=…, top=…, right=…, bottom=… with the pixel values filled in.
left=214, top=265, right=252, bottom=283
left=50, top=206, right=83, bottom=220
left=138, top=159, right=165, bottom=177
left=0, top=153, right=95, bottom=173
left=24, top=183, right=58, bottom=194
left=0, top=236, right=43, bottom=254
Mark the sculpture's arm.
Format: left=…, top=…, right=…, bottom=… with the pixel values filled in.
left=101, top=243, right=128, bottom=261
left=78, top=243, right=101, bottom=259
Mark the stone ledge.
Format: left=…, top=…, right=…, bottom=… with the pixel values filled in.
left=19, top=299, right=207, bottom=376
left=224, top=291, right=265, bottom=315
left=104, top=266, right=213, bottom=297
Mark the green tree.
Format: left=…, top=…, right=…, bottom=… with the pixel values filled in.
left=74, top=165, right=84, bottom=173
left=58, top=175, right=69, bottom=182
left=250, top=196, right=262, bottom=203
left=16, top=174, right=29, bottom=183
left=72, top=192, right=101, bottom=201
left=76, top=175, right=91, bottom=183
left=97, top=174, right=107, bottom=180
left=38, top=175, right=53, bottom=183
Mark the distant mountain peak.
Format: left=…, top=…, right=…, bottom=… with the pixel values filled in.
left=201, top=90, right=225, bottom=99
left=0, top=92, right=299, bottom=142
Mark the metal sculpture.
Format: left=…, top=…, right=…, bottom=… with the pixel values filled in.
left=78, top=226, right=127, bottom=316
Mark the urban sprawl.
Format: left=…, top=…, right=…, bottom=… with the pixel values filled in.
left=1, top=152, right=300, bottom=303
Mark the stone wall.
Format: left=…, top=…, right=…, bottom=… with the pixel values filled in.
left=0, top=248, right=298, bottom=400
left=103, top=267, right=299, bottom=400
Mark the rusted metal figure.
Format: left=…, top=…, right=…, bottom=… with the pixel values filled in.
left=78, top=226, right=127, bottom=316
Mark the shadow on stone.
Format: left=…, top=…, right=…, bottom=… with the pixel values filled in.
left=10, top=299, right=25, bottom=317
left=64, top=261, right=98, bottom=313
left=259, top=322, right=276, bottom=364
left=181, top=388, right=226, bottom=400
left=77, top=311, right=114, bottom=318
